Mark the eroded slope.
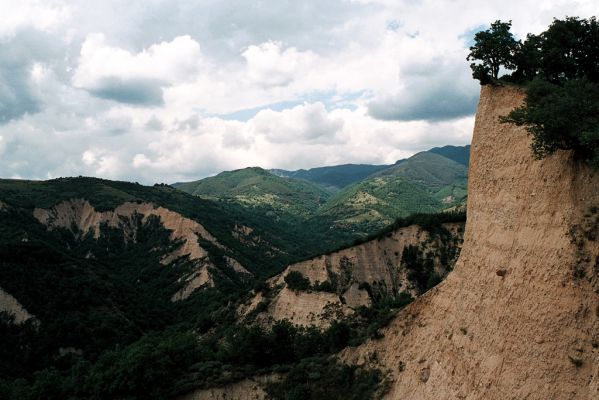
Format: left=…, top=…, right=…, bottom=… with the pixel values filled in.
left=242, top=222, right=464, bottom=327
left=344, top=85, right=599, bottom=400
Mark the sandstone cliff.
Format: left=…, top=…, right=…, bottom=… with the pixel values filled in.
left=241, top=222, right=464, bottom=327
left=0, top=287, right=33, bottom=324
left=343, top=85, right=599, bottom=399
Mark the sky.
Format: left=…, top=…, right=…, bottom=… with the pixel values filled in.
left=0, top=0, right=596, bottom=184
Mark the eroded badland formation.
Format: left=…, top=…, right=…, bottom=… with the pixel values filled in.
left=187, top=85, right=599, bottom=400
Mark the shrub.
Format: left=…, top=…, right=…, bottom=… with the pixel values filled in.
left=284, top=271, right=311, bottom=291
left=501, top=77, right=599, bottom=167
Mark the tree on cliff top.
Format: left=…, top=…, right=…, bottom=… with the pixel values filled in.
left=468, top=17, right=599, bottom=168
left=467, top=20, right=518, bottom=83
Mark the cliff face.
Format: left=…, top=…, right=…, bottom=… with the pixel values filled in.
left=0, top=287, right=33, bottom=324
left=344, top=85, right=599, bottom=399
left=33, top=199, right=251, bottom=300
left=241, top=223, right=463, bottom=327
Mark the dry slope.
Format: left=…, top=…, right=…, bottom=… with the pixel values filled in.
left=242, top=223, right=463, bottom=327
left=344, top=85, right=599, bottom=399
left=33, top=199, right=251, bottom=301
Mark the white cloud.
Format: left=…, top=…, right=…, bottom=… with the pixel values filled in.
left=250, top=102, right=343, bottom=143
left=0, top=0, right=595, bottom=183
left=81, top=150, right=96, bottom=165
left=0, top=0, right=70, bottom=38
left=242, top=41, right=316, bottom=87
left=72, top=34, right=202, bottom=104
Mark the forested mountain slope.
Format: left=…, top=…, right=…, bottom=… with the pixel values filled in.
left=175, top=147, right=469, bottom=238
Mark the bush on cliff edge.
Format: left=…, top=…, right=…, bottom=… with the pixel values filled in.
left=468, top=17, right=599, bottom=167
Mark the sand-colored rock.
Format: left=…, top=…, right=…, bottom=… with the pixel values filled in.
left=261, top=287, right=350, bottom=326
left=177, top=377, right=269, bottom=400
left=171, top=264, right=214, bottom=301
left=33, top=200, right=219, bottom=260
left=0, top=287, right=33, bottom=324
left=246, top=222, right=463, bottom=327
left=33, top=200, right=249, bottom=300
left=343, top=85, right=599, bottom=399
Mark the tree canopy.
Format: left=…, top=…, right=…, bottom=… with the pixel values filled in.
left=467, top=20, right=519, bottom=82
left=468, top=17, right=599, bottom=168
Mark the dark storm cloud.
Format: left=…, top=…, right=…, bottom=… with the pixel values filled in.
left=88, top=77, right=165, bottom=106
left=0, top=30, right=57, bottom=123
left=368, top=83, right=479, bottom=122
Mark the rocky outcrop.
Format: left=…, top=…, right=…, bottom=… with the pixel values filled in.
left=33, top=200, right=250, bottom=300
left=0, top=287, right=33, bottom=324
left=243, top=223, right=463, bottom=327
left=343, top=85, right=599, bottom=399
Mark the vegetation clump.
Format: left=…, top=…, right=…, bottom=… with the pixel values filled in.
left=284, top=271, right=312, bottom=291
left=264, top=356, right=385, bottom=400
left=468, top=17, right=599, bottom=167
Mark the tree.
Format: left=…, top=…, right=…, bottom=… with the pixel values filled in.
left=539, top=17, right=599, bottom=83
left=284, top=271, right=311, bottom=291
left=511, top=33, right=542, bottom=82
left=467, top=20, right=518, bottom=82
left=501, top=77, right=599, bottom=166
left=496, top=17, right=599, bottom=168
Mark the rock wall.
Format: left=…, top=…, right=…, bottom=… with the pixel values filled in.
left=0, top=287, right=33, bottom=324
left=344, top=85, right=599, bottom=399
left=242, top=223, right=463, bottom=327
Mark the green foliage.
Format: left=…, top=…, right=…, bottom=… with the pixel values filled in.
left=401, top=245, right=444, bottom=294
left=468, top=17, right=599, bottom=84
left=1, top=328, right=204, bottom=400
left=354, top=292, right=414, bottom=340
left=469, top=17, right=599, bottom=168
left=539, top=17, right=599, bottom=84
left=312, top=280, right=337, bottom=293
left=271, top=163, right=391, bottom=190
left=318, top=152, right=468, bottom=234
left=284, top=271, right=311, bottom=292
left=0, top=169, right=464, bottom=399
left=501, top=77, right=599, bottom=165
left=174, top=148, right=469, bottom=246
left=467, top=20, right=519, bottom=80
left=264, top=357, right=384, bottom=400
left=173, top=167, right=332, bottom=218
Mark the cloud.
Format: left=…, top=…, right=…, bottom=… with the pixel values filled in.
left=368, top=79, right=480, bottom=121
left=0, top=29, right=58, bottom=123
left=72, top=34, right=202, bottom=105
left=251, top=102, right=343, bottom=143
left=0, top=0, right=69, bottom=39
left=88, top=77, right=165, bottom=106
left=243, top=41, right=316, bottom=87
left=0, top=0, right=595, bottom=183
left=367, top=33, right=480, bottom=121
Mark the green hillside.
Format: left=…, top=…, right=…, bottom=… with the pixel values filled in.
left=0, top=174, right=466, bottom=399
left=428, top=145, right=471, bottom=167
left=174, top=147, right=469, bottom=239
left=0, top=177, right=431, bottom=399
left=270, top=163, right=391, bottom=190
left=0, top=177, right=334, bottom=276
left=317, top=152, right=468, bottom=233
left=173, top=167, right=332, bottom=217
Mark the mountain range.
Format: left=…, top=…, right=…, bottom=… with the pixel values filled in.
left=173, top=145, right=470, bottom=234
